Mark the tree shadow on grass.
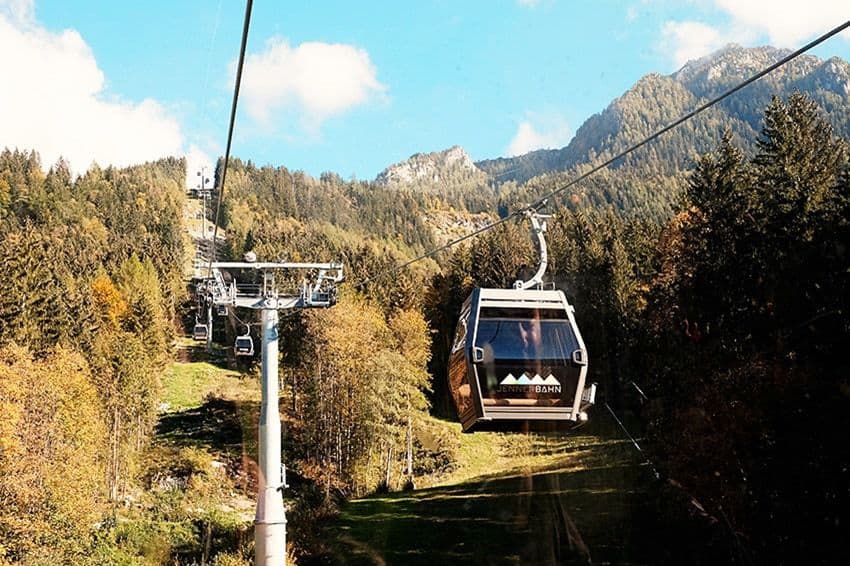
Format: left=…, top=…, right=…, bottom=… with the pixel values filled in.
left=156, top=397, right=260, bottom=464
left=176, top=344, right=235, bottom=371
left=311, top=441, right=734, bottom=566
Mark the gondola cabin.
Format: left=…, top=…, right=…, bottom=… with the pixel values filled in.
left=234, top=335, right=254, bottom=356
left=448, top=288, right=592, bottom=432
left=192, top=323, right=209, bottom=341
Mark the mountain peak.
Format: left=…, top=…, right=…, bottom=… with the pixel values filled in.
left=375, top=145, right=483, bottom=187
left=673, top=44, right=795, bottom=86
left=820, top=57, right=850, bottom=95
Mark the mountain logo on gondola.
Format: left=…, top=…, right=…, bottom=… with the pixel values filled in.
left=499, top=372, right=559, bottom=385
left=498, top=373, right=561, bottom=393
left=500, top=373, right=519, bottom=385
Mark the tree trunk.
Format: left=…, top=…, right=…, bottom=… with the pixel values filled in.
left=385, top=444, right=394, bottom=489
left=201, top=520, right=212, bottom=565
left=109, top=405, right=120, bottom=501
left=406, top=413, right=413, bottom=480
left=291, top=372, right=298, bottom=416
left=136, top=412, right=143, bottom=452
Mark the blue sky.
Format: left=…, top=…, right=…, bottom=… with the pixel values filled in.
left=2, top=1, right=849, bottom=181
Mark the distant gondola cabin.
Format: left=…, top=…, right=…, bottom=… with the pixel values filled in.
left=192, top=323, right=209, bottom=341
left=234, top=335, right=254, bottom=356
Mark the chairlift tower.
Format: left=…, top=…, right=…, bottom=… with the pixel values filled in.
left=198, top=259, right=344, bottom=566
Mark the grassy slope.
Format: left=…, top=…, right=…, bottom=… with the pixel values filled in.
left=104, top=349, right=260, bottom=564
left=432, top=428, right=631, bottom=488
left=152, top=347, right=731, bottom=565
left=160, top=359, right=242, bottom=412
left=155, top=344, right=262, bottom=472
left=315, top=432, right=643, bottom=565
left=314, top=424, right=735, bottom=566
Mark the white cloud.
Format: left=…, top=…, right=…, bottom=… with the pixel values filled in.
left=0, top=0, right=33, bottom=25
left=185, top=145, right=215, bottom=190
left=240, top=38, right=386, bottom=133
left=713, top=0, right=850, bottom=47
left=507, top=112, right=572, bottom=156
left=660, top=20, right=737, bottom=68
left=658, top=0, right=850, bottom=68
left=517, top=0, right=541, bottom=7
left=0, top=0, right=185, bottom=176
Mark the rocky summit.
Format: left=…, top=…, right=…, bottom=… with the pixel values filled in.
left=375, top=145, right=485, bottom=187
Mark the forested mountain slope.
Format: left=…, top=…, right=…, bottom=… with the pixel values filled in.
left=477, top=45, right=850, bottom=185
left=361, top=46, right=850, bottom=225
left=0, top=151, right=190, bottom=561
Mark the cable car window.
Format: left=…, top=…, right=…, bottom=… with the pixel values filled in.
left=479, top=307, right=568, bottom=320
left=475, top=308, right=578, bottom=361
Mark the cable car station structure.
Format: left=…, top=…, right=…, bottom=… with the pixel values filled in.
left=194, top=259, right=344, bottom=566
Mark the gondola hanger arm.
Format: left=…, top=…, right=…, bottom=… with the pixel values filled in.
left=513, top=201, right=552, bottom=291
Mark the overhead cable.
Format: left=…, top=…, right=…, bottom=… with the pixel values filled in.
left=207, top=0, right=254, bottom=277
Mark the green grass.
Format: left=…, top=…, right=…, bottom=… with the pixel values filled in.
left=319, top=438, right=650, bottom=565
left=423, top=422, right=631, bottom=489
left=156, top=360, right=259, bottom=461
left=445, top=428, right=502, bottom=484
left=316, top=421, right=734, bottom=565
left=160, top=361, right=242, bottom=412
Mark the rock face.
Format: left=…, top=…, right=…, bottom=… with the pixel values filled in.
left=375, top=145, right=485, bottom=187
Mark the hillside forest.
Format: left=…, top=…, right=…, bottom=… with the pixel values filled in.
left=1, top=87, right=849, bottom=564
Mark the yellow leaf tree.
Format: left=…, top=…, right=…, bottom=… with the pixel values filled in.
left=0, top=345, right=107, bottom=562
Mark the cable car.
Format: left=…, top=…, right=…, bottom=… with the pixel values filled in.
left=216, top=304, right=228, bottom=316
left=448, top=288, right=591, bottom=431
left=447, top=205, right=595, bottom=432
left=234, top=332, right=254, bottom=356
left=192, top=323, right=209, bottom=341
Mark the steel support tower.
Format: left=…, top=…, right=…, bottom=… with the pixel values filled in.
left=198, top=259, right=343, bottom=566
